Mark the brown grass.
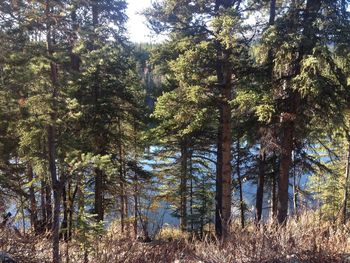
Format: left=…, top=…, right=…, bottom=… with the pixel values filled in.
left=1, top=212, right=350, bottom=263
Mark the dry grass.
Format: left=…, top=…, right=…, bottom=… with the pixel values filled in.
left=1, top=212, right=350, bottom=263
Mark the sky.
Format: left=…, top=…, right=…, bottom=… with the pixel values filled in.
left=126, top=0, right=154, bottom=43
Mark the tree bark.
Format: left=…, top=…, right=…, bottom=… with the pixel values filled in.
left=292, top=152, right=299, bottom=217
left=117, top=118, right=125, bottom=233
left=133, top=118, right=138, bottom=238
left=180, top=142, right=188, bottom=231
left=271, top=155, right=278, bottom=219
left=256, top=147, right=265, bottom=223
left=277, top=121, right=294, bottom=223
left=94, top=168, right=104, bottom=221
left=40, top=179, right=47, bottom=231
left=189, top=153, right=194, bottom=232
left=45, top=180, right=53, bottom=231
left=28, top=164, right=38, bottom=233
left=61, top=185, right=68, bottom=241
left=342, top=134, right=350, bottom=224
left=214, top=0, right=242, bottom=238
left=236, top=137, right=245, bottom=228
left=215, top=57, right=233, bottom=238
left=215, top=115, right=223, bottom=236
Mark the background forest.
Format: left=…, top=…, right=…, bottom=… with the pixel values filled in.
left=0, top=0, right=350, bottom=262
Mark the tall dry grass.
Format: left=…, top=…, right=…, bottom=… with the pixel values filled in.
left=1, top=212, right=350, bottom=263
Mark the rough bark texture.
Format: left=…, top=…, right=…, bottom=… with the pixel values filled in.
left=277, top=122, right=294, bottom=223
left=215, top=52, right=233, bottom=237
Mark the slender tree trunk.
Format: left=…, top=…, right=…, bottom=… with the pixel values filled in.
left=189, top=153, right=194, bottom=232
left=271, top=156, right=278, bottom=219
left=180, top=142, right=188, bottom=231
left=76, top=171, right=84, bottom=238
left=48, top=126, right=62, bottom=263
left=94, top=168, right=104, bottom=221
left=215, top=118, right=223, bottom=236
left=117, top=118, right=125, bottom=233
left=342, top=135, right=350, bottom=224
left=292, top=152, right=299, bottom=217
left=267, top=0, right=276, bottom=66
left=133, top=179, right=138, bottom=237
left=133, top=118, right=138, bottom=238
left=70, top=5, right=80, bottom=73
left=236, top=138, right=244, bottom=228
left=46, top=1, right=63, bottom=260
left=123, top=159, right=130, bottom=236
left=28, top=164, right=38, bottom=232
left=45, top=181, right=53, bottom=231
left=256, top=147, right=265, bottom=223
left=40, top=179, right=47, bottom=231
left=200, top=177, right=206, bottom=237
left=61, top=185, right=68, bottom=241
left=67, top=183, right=74, bottom=240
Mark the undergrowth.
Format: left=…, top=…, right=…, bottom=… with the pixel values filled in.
left=1, top=212, right=350, bottom=263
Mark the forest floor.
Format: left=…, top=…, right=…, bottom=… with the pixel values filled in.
left=1, top=213, right=350, bottom=263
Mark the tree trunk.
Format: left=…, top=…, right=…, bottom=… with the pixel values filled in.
left=277, top=0, right=321, bottom=224
left=189, top=153, right=194, bottom=232
left=133, top=180, right=138, bottom=237
left=123, top=158, right=130, bottom=237
left=70, top=5, right=80, bottom=73
left=117, top=118, right=125, bottom=233
left=215, top=117, right=223, bottom=236
left=271, top=155, right=278, bottom=219
left=40, top=179, right=47, bottom=231
left=45, top=181, right=53, bottom=231
left=257, top=0, right=276, bottom=224
left=133, top=118, right=138, bottom=238
left=180, top=142, right=188, bottom=231
left=48, top=123, right=62, bottom=263
left=28, top=164, right=38, bottom=233
left=46, top=0, right=63, bottom=260
left=214, top=35, right=234, bottom=237
left=256, top=147, right=265, bottom=223
left=214, top=0, right=236, bottom=239
left=61, top=185, right=68, bottom=241
left=236, top=138, right=244, bottom=228
left=292, top=152, right=299, bottom=217
left=94, top=168, right=104, bottom=221
left=216, top=67, right=233, bottom=237
left=342, top=135, right=350, bottom=224
left=277, top=121, right=293, bottom=223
